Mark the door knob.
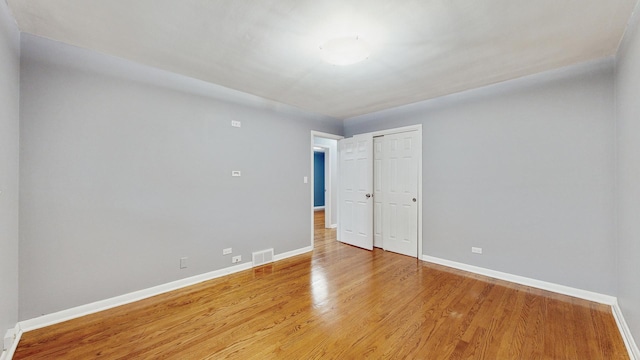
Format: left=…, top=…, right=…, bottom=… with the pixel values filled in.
left=366, top=193, right=372, bottom=199
left=412, top=198, right=417, bottom=202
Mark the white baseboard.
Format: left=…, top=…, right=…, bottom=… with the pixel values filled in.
left=422, top=255, right=617, bottom=305
left=18, top=246, right=313, bottom=334
left=313, top=206, right=325, bottom=211
left=274, top=246, right=312, bottom=261
left=18, top=261, right=249, bottom=332
left=2, top=329, right=13, bottom=352
left=327, top=224, right=337, bottom=229
left=421, top=256, right=639, bottom=359
left=613, top=301, right=640, bottom=360
left=1, top=324, right=20, bottom=360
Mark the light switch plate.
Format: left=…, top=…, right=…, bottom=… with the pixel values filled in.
left=232, top=171, right=241, bottom=177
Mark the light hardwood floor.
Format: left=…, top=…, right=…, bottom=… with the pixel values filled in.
left=14, top=211, right=628, bottom=359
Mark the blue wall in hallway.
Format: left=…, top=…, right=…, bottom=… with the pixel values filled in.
left=314, top=152, right=325, bottom=207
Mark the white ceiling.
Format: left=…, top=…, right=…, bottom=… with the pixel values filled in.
left=7, top=0, right=638, bottom=119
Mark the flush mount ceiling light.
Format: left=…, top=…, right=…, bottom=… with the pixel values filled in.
left=320, top=36, right=370, bottom=66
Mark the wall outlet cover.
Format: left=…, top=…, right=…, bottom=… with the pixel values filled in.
left=223, top=248, right=232, bottom=255
left=471, top=247, right=483, bottom=254
left=232, top=255, right=242, bottom=263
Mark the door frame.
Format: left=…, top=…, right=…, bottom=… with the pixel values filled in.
left=310, top=125, right=422, bottom=259
left=312, top=146, right=329, bottom=221
left=365, top=124, right=423, bottom=259
left=310, top=131, right=344, bottom=248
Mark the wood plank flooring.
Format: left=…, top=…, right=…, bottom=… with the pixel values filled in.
left=14, top=211, right=628, bottom=359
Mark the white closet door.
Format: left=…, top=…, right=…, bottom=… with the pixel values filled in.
left=338, top=134, right=373, bottom=250
left=382, top=131, right=419, bottom=257
left=373, top=137, right=384, bottom=248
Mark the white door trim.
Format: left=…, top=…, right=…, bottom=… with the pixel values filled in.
left=373, top=136, right=384, bottom=248
left=310, top=126, right=422, bottom=259
left=312, top=145, right=331, bottom=226
left=310, top=131, right=344, bottom=248
left=370, top=124, right=422, bottom=137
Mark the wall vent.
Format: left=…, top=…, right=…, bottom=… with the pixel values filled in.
left=252, top=248, right=274, bottom=267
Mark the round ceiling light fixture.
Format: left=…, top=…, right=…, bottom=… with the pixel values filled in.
left=320, top=36, right=370, bottom=66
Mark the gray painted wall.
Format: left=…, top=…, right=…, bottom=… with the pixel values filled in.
left=616, top=1, right=640, bottom=349
left=9, top=11, right=638, bottom=352
left=345, top=59, right=617, bottom=295
left=0, top=1, right=20, bottom=337
left=19, top=34, right=342, bottom=320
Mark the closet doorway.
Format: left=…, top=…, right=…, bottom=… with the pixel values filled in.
left=338, top=125, right=422, bottom=258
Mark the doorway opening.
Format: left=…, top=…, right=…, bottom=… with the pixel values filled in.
left=310, top=126, right=422, bottom=259
left=310, top=131, right=343, bottom=249
left=313, top=149, right=326, bottom=211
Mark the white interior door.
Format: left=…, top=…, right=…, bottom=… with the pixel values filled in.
left=383, top=131, right=419, bottom=257
left=338, top=134, right=373, bottom=250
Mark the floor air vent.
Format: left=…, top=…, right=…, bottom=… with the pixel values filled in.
left=252, top=248, right=274, bottom=267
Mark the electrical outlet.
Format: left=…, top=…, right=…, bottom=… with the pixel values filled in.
left=471, top=247, right=483, bottom=254
left=180, top=257, right=188, bottom=269
left=232, top=171, right=241, bottom=177
left=232, top=255, right=242, bottom=263
left=223, top=248, right=232, bottom=255
left=231, top=120, right=241, bottom=128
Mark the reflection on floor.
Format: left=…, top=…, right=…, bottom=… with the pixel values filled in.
left=14, top=210, right=629, bottom=359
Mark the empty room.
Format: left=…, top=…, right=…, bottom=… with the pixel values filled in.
left=1, top=0, right=640, bottom=359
